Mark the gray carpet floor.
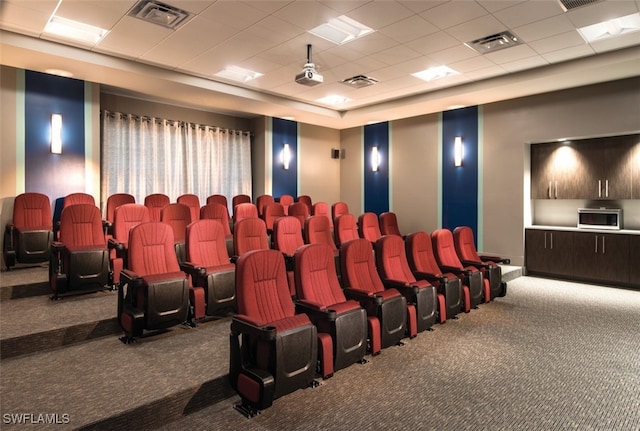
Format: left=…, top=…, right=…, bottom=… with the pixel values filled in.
left=160, top=276, right=640, bottom=431
left=1, top=268, right=639, bottom=430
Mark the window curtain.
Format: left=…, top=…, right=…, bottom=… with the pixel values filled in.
left=101, top=110, right=252, bottom=212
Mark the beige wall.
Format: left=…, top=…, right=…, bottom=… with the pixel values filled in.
left=339, top=127, right=364, bottom=216
left=298, top=123, right=340, bottom=205
left=390, top=114, right=440, bottom=235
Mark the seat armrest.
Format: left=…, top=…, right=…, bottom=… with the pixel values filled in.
left=180, top=261, right=206, bottom=277
left=440, top=265, right=472, bottom=277
left=51, top=241, right=65, bottom=253
left=413, top=271, right=446, bottom=285
left=120, top=269, right=142, bottom=287
left=381, top=279, right=419, bottom=295
left=295, top=301, right=337, bottom=322
left=231, top=316, right=277, bottom=341
left=108, top=238, right=124, bottom=251
left=461, top=259, right=490, bottom=270
left=343, top=288, right=383, bottom=305
left=230, top=255, right=239, bottom=264
left=480, top=255, right=510, bottom=264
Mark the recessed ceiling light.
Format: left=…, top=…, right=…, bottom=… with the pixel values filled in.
left=309, top=15, right=374, bottom=45
left=44, top=15, right=108, bottom=45
left=316, top=95, right=351, bottom=105
left=412, top=66, right=459, bottom=82
left=215, top=66, right=263, bottom=83
left=577, top=12, right=640, bottom=43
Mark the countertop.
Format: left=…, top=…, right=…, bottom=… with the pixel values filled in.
left=527, top=225, right=640, bottom=235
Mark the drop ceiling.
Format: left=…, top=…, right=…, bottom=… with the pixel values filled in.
left=1, top=0, right=639, bottom=129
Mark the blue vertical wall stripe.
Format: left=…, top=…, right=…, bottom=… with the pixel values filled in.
left=363, top=122, right=389, bottom=215
left=271, top=118, right=298, bottom=198
left=441, top=107, right=478, bottom=244
left=24, top=70, right=85, bottom=204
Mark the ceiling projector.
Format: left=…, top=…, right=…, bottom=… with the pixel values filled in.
left=295, top=44, right=323, bottom=86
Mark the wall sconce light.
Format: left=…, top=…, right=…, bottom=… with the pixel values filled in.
left=454, top=136, right=463, bottom=167
left=282, top=143, right=291, bottom=170
left=51, top=114, right=63, bottom=154
left=371, top=146, right=380, bottom=172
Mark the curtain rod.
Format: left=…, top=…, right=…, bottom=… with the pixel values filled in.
left=101, top=109, right=252, bottom=136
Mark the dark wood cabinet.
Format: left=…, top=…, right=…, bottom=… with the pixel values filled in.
left=572, top=232, right=629, bottom=285
left=531, top=134, right=637, bottom=200
left=525, top=229, right=574, bottom=277
left=629, top=235, right=640, bottom=289
left=632, top=142, right=640, bottom=199
left=526, top=228, right=637, bottom=288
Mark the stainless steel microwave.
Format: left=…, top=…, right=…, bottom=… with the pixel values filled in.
left=577, top=208, right=622, bottom=230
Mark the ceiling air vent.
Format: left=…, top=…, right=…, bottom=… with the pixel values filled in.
left=557, top=0, right=603, bottom=12
left=465, top=31, right=522, bottom=54
left=128, top=0, right=193, bottom=30
left=341, top=75, right=379, bottom=89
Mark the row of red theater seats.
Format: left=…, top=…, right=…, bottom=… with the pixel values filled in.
left=3, top=191, right=509, bottom=418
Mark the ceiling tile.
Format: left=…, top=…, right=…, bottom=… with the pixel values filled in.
left=427, top=44, right=480, bottom=65
left=500, top=54, right=548, bottom=72
left=420, top=1, right=489, bottom=29
left=528, top=30, right=585, bottom=55
left=482, top=43, right=539, bottom=64
left=446, top=14, right=507, bottom=43
left=513, top=14, right=577, bottom=43
left=397, top=0, right=448, bottom=14
left=198, top=1, right=268, bottom=30
left=346, top=1, right=415, bottom=29
left=273, top=1, right=340, bottom=29
left=97, top=16, right=173, bottom=59
left=0, top=1, right=55, bottom=36
left=541, top=44, right=595, bottom=63
left=493, top=0, right=564, bottom=28
left=378, top=15, right=439, bottom=44
left=406, top=31, right=460, bottom=56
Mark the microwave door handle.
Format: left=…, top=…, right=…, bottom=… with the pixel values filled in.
left=605, top=180, right=609, bottom=198
left=602, top=236, right=605, bottom=254
left=598, top=180, right=601, bottom=198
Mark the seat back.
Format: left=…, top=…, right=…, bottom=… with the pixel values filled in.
left=304, top=215, right=337, bottom=251
left=278, top=194, right=294, bottom=214
left=177, top=194, right=201, bottom=222
left=334, top=213, right=359, bottom=247
left=295, top=243, right=346, bottom=306
left=287, top=202, right=309, bottom=230
left=272, top=216, right=304, bottom=257
left=358, top=212, right=382, bottom=244
left=233, top=218, right=269, bottom=257
left=12, top=192, right=52, bottom=231
left=453, top=226, right=482, bottom=263
left=105, top=193, right=135, bottom=225
left=161, top=203, right=191, bottom=243
left=63, top=192, right=95, bottom=209
left=144, top=194, right=170, bottom=222
left=200, top=203, right=232, bottom=236
left=406, top=231, right=443, bottom=276
left=296, top=195, right=312, bottom=213
left=235, top=249, right=295, bottom=324
left=233, top=202, right=259, bottom=225
left=331, top=201, right=349, bottom=222
left=256, top=195, right=275, bottom=217
left=127, top=222, right=181, bottom=276
left=375, top=235, right=418, bottom=284
left=340, top=238, right=385, bottom=294
left=232, top=194, right=251, bottom=210
left=379, top=212, right=402, bottom=237
left=312, top=201, right=332, bottom=229
left=186, top=219, right=231, bottom=267
left=262, top=202, right=285, bottom=233
left=432, top=228, right=464, bottom=269
left=113, top=204, right=151, bottom=246
left=206, top=194, right=228, bottom=209
left=59, top=204, right=106, bottom=248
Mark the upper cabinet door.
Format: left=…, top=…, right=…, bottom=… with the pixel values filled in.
left=632, top=140, right=640, bottom=199
left=531, top=134, right=638, bottom=200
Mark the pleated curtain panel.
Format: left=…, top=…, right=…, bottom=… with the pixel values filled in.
left=101, top=110, right=252, bottom=212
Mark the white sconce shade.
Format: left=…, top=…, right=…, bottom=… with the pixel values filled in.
left=282, top=143, right=291, bottom=170
left=454, top=136, right=463, bottom=167
left=51, top=114, right=62, bottom=154
left=371, top=146, right=380, bottom=172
